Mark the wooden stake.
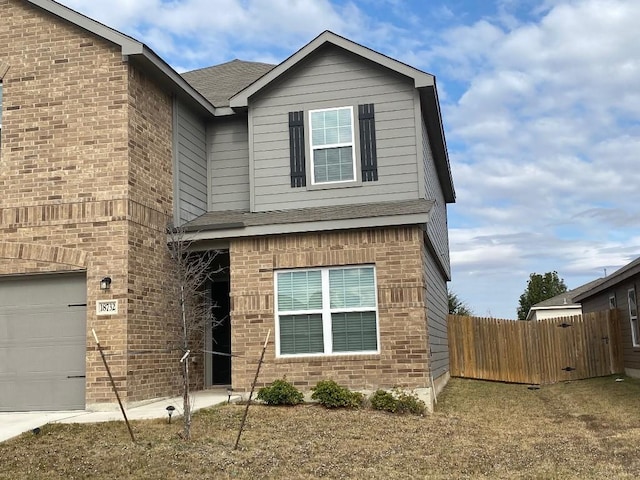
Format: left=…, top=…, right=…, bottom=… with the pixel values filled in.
left=234, top=329, right=270, bottom=450
left=92, top=329, right=135, bottom=443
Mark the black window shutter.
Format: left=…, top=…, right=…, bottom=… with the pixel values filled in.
left=359, top=104, right=378, bottom=182
left=288, top=111, right=306, bottom=187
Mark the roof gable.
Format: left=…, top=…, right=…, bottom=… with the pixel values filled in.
left=229, top=31, right=434, bottom=108
left=24, top=0, right=215, bottom=116
left=227, top=30, right=454, bottom=203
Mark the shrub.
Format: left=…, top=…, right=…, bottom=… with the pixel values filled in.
left=394, top=389, right=426, bottom=415
left=311, top=380, right=364, bottom=409
left=257, top=378, right=304, bottom=406
left=369, top=388, right=427, bottom=415
left=370, top=389, right=398, bottom=413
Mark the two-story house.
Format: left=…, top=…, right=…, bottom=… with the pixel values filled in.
left=0, top=0, right=455, bottom=412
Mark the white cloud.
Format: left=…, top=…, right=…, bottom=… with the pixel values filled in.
left=54, top=0, right=640, bottom=318
left=59, top=0, right=371, bottom=68
left=436, top=0, right=640, bottom=317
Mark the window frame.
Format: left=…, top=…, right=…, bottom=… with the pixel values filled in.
left=308, top=106, right=357, bottom=186
left=609, top=294, right=616, bottom=310
left=628, top=288, right=639, bottom=347
left=274, top=265, right=380, bottom=358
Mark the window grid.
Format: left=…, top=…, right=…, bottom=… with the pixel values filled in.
left=275, top=266, right=379, bottom=357
left=309, top=106, right=356, bottom=185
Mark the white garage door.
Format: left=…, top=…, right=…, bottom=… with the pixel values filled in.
left=0, top=273, right=86, bottom=411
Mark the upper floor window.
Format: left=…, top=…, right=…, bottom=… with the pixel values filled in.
left=275, top=265, right=379, bottom=356
left=288, top=104, right=378, bottom=188
left=309, top=106, right=356, bottom=184
left=628, top=288, right=639, bottom=347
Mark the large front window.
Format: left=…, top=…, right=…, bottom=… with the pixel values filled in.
left=309, top=107, right=356, bottom=184
left=275, top=266, right=379, bottom=356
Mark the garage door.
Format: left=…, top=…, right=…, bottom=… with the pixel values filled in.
left=0, top=273, right=86, bottom=411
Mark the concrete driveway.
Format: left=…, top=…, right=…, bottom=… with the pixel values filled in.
left=0, top=410, right=86, bottom=443
left=0, top=389, right=235, bottom=443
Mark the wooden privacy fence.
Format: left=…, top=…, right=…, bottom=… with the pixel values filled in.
left=448, top=310, right=624, bottom=385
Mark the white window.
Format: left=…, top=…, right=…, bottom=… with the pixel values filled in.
left=609, top=295, right=616, bottom=309
left=275, top=266, right=379, bottom=356
left=628, top=288, right=639, bottom=347
left=309, top=106, right=356, bottom=184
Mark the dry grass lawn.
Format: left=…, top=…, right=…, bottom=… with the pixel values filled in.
left=2, top=376, right=640, bottom=479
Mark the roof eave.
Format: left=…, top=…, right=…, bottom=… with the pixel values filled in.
left=129, top=45, right=216, bottom=116
left=230, top=30, right=436, bottom=108
left=179, top=211, right=430, bottom=242
left=420, top=84, right=455, bottom=203
left=531, top=305, right=581, bottom=311
left=27, top=0, right=141, bottom=51
left=575, top=264, right=640, bottom=303
left=26, top=0, right=216, bottom=117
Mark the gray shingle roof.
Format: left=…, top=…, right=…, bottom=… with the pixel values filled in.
left=183, top=199, right=433, bottom=232
left=181, top=59, right=275, bottom=107
left=533, top=278, right=606, bottom=308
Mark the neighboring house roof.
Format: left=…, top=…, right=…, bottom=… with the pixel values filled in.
left=574, top=256, right=640, bottom=303
left=25, top=0, right=216, bottom=116
left=526, top=278, right=605, bottom=320
left=181, top=199, right=433, bottom=239
left=228, top=30, right=455, bottom=204
left=182, top=60, right=275, bottom=108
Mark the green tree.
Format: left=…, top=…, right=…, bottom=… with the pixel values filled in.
left=448, top=290, right=473, bottom=316
left=517, top=271, right=567, bottom=320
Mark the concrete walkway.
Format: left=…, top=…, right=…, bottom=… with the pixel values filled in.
left=0, top=389, right=237, bottom=443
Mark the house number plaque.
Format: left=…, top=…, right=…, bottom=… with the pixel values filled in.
left=96, top=299, right=118, bottom=315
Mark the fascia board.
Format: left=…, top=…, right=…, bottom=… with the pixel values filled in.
left=230, top=30, right=434, bottom=108
left=26, top=0, right=216, bottom=116
left=134, top=45, right=216, bottom=116
left=420, top=86, right=455, bottom=203
left=27, top=0, right=142, bottom=52
left=178, top=212, right=430, bottom=242
left=575, top=264, right=640, bottom=302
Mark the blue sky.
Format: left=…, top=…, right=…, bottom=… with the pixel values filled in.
left=58, top=0, right=640, bottom=318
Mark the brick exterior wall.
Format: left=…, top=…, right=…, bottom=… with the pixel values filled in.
left=0, top=0, right=182, bottom=405
left=124, top=65, right=186, bottom=402
left=230, top=226, right=431, bottom=393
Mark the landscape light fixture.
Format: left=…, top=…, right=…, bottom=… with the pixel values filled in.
left=166, top=405, right=175, bottom=423
left=100, top=276, right=112, bottom=291
left=227, top=388, right=233, bottom=404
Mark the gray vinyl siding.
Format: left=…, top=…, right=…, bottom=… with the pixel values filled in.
left=423, top=239, right=449, bottom=380
left=250, top=45, right=420, bottom=212
left=422, top=117, right=451, bottom=277
left=175, top=100, right=207, bottom=225
left=208, top=116, right=250, bottom=212
left=581, top=277, right=640, bottom=371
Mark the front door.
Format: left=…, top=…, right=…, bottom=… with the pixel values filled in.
left=210, top=280, right=231, bottom=385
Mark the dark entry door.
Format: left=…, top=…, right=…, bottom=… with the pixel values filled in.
left=211, top=280, right=231, bottom=385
